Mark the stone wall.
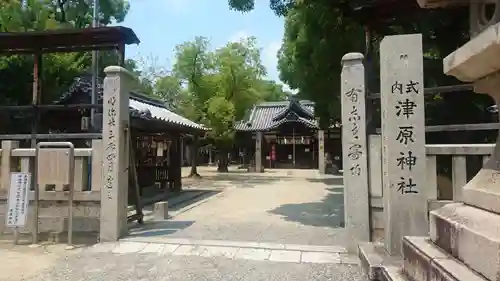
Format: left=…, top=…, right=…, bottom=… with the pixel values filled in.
left=0, top=200, right=100, bottom=239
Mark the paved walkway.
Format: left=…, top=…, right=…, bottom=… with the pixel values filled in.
left=1, top=167, right=364, bottom=281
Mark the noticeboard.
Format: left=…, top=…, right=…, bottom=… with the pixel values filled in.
left=5, top=173, right=31, bottom=228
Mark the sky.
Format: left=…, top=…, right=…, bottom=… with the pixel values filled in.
left=119, top=0, right=287, bottom=87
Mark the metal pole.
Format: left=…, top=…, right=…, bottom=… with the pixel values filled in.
left=291, top=129, right=294, bottom=167
left=31, top=53, right=41, bottom=246
left=90, top=0, right=100, bottom=130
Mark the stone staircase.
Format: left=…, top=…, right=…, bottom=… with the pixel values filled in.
left=359, top=202, right=497, bottom=281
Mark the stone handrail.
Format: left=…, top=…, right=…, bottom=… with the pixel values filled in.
left=425, top=144, right=493, bottom=202
left=368, top=139, right=494, bottom=203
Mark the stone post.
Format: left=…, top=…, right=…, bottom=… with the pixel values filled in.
left=318, top=130, right=325, bottom=174
left=100, top=66, right=131, bottom=242
left=1, top=141, right=19, bottom=190
left=380, top=34, right=428, bottom=256
left=255, top=131, right=263, bottom=172
left=341, top=53, right=370, bottom=252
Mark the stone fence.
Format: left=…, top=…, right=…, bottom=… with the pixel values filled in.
left=0, top=66, right=133, bottom=244
left=0, top=140, right=103, bottom=240
left=367, top=137, right=493, bottom=243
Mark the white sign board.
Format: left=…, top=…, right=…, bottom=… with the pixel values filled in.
left=5, top=173, right=31, bottom=228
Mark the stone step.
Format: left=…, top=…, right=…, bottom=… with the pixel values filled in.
left=430, top=202, right=500, bottom=281
left=358, top=242, right=402, bottom=280
left=402, top=236, right=487, bottom=281
left=380, top=266, right=408, bottom=281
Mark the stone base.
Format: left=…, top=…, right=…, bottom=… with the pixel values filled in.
left=0, top=200, right=100, bottom=242
left=247, top=166, right=264, bottom=173
left=358, top=237, right=488, bottom=281
left=430, top=203, right=500, bottom=281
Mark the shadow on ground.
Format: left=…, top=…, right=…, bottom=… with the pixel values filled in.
left=184, top=173, right=289, bottom=189
left=268, top=187, right=345, bottom=228
left=128, top=220, right=195, bottom=237
left=306, top=177, right=344, bottom=186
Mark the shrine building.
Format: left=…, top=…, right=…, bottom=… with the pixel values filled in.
left=234, top=98, right=341, bottom=171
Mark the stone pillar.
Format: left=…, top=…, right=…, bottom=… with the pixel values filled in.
left=1, top=141, right=19, bottom=190
left=341, top=53, right=370, bottom=252
left=318, top=130, right=325, bottom=174
left=368, top=135, right=383, bottom=198
left=380, top=34, right=428, bottom=256
left=100, top=66, right=131, bottom=242
left=255, top=131, right=263, bottom=172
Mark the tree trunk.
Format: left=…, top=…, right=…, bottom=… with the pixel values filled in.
left=217, top=149, right=229, bottom=172
left=188, top=135, right=201, bottom=178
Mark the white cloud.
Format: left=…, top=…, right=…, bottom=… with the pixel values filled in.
left=229, top=30, right=250, bottom=43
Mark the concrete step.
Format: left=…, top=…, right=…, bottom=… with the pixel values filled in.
left=402, top=236, right=487, bottom=281
left=430, top=202, right=500, bottom=281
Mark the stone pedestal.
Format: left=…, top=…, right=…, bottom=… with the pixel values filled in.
left=318, top=130, right=325, bottom=174
left=341, top=52, right=370, bottom=252
left=380, top=34, right=428, bottom=256
left=255, top=131, right=263, bottom=173
left=154, top=201, right=169, bottom=220
left=100, top=66, right=131, bottom=242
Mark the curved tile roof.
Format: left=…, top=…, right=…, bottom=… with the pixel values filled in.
left=54, top=74, right=207, bottom=131
left=234, top=100, right=318, bottom=131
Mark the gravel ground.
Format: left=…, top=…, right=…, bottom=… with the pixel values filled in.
left=20, top=251, right=365, bottom=281
left=1, top=168, right=361, bottom=281
left=131, top=168, right=346, bottom=247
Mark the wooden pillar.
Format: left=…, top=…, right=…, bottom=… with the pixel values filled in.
left=255, top=131, right=263, bottom=172
left=169, top=135, right=182, bottom=192
left=318, top=130, right=325, bottom=174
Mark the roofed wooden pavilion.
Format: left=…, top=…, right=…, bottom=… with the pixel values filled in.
left=234, top=99, right=341, bottom=172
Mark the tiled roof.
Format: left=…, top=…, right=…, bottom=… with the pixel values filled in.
left=54, top=74, right=207, bottom=131
left=129, top=94, right=206, bottom=130
left=234, top=100, right=318, bottom=131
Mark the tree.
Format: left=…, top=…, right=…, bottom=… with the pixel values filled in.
left=229, top=0, right=490, bottom=133
left=171, top=36, right=267, bottom=172
left=254, top=79, right=290, bottom=101
left=0, top=0, right=130, bottom=106
left=154, top=75, right=184, bottom=111
left=277, top=1, right=364, bottom=128
left=173, top=37, right=213, bottom=177
left=208, top=37, right=266, bottom=172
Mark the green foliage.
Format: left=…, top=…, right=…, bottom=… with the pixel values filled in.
left=228, top=0, right=292, bottom=16
left=278, top=1, right=364, bottom=128
left=154, top=75, right=183, bottom=111
left=0, top=0, right=131, bottom=107
left=172, top=37, right=268, bottom=147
